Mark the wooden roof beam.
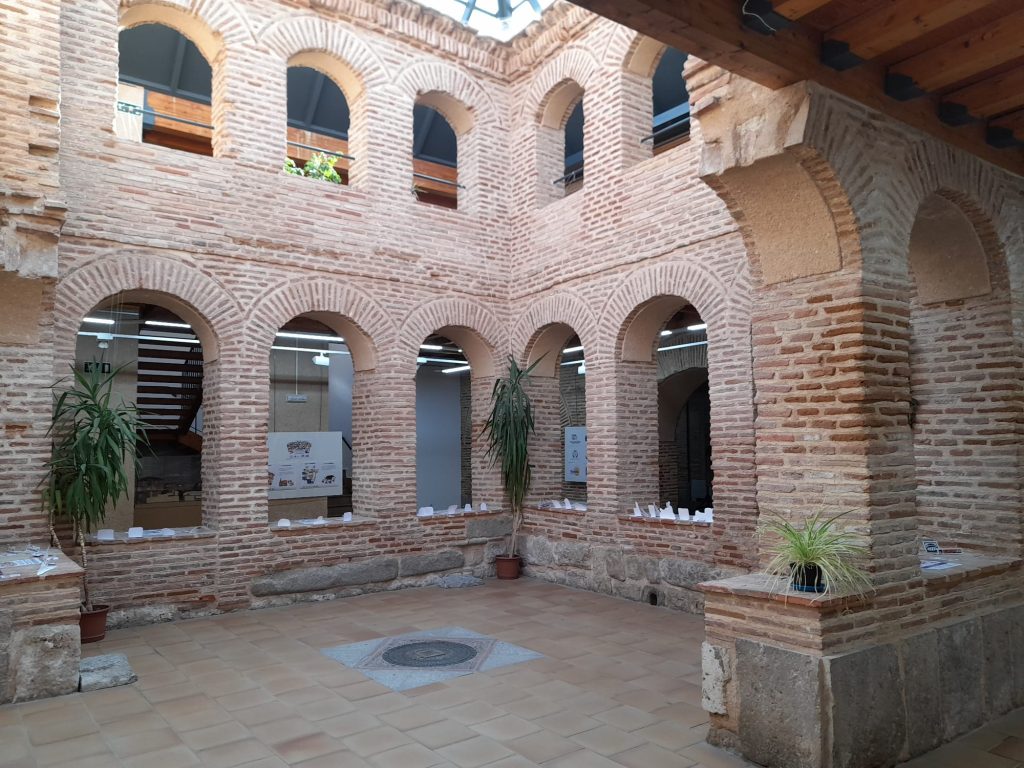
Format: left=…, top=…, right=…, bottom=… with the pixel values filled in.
left=824, top=0, right=991, bottom=64
left=772, top=0, right=833, bottom=21
left=889, top=8, right=1024, bottom=93
left=942, top=65, right=1024, bottom=121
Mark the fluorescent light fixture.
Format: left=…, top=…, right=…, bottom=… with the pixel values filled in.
left=145, top=320, right=191, bottom=329
left=687, top=323, right=708, bottom=331
left=657, top=340, right=709, bottom=353
left=312, top=353, right=330, bottom=367
left=272, top=345, right=350, bottom=355
left=660, top=329, right=672, bottom=337
left=442, top=365, right=471, bottom=374
left=562, top=345, right=584, bottom=354
left=83, top=317, right=115, bottom=326
left=420, top=344, right=445, bottom=351
left=560, top=358, right=585, bottom=366
left=418, top=356, right=468, bottom=365
left=276, top=331, right=345, bottom=343
left=78, top=331, right=199, bottom=344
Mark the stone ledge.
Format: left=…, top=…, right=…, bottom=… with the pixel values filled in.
left=920, top=552, right=1021, bottom=586
left=528, top=505, right=586, bottom=516
left=701, top=573, right=867, bottom=610
left=618, top=514, right=713, bottom=528
left=270, top=517, right=377, bottom=535
left=86, top=527, right=217, bottom=546
left=418, top=509, right=504, bottom=522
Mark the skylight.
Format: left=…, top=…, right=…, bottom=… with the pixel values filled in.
left=414, top=0, right=555, bottom=42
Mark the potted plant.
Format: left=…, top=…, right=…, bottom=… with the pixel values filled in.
left=481, top=356, right=542, bottom=579
left=42, top=364, right=149, bottom=642
left=760, top=511, right=872, bottom=597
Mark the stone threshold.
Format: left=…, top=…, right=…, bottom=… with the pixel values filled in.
left=85, top=526, right=216, bottom=546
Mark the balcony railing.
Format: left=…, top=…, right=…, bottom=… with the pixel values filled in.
left=117, top=101, right=213, bottom=132
left=286, top=140, right=355, bottom=162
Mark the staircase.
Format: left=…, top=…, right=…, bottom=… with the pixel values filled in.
left=135, top=331, right=203, bottom=448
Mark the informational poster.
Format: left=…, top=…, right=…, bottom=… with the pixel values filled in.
left=267, top=432, right=344, bottom=499
left=564, top=427, right=588, bottom=483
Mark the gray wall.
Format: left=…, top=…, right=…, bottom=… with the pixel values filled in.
left=416, top=366, right=462, bottom=509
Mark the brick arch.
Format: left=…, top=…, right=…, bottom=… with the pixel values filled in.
left=54, top=253, right=241, bottom=365
left=393, top=60, right=502, bottom=131
left=600, top=260, right=746, bottom=362
left=115, top=0, right=253, bottom=60
left=523, top=47, right=600, bottom=125
left=513, top=294, right=597, bottom=378
left=400, top=298, right=505, bottom=379
left=257, top=14, right=390, bottom=97
left=893, top=141, right=1011, bottom=291
left=616, top=30, right=667, bottom=77
left=245, top=279, right=393, bottom=372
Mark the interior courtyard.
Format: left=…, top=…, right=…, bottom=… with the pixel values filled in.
left=1, top=0, right=1023, bottom=766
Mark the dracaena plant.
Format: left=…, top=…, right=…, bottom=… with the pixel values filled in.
left=42, top=364, right=149, bottom=610
left=481, top=355, right=543, bottom=558
left=759, top=510, right=873, bottom=598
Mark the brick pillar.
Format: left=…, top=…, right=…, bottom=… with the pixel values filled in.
left=213, top=46, right=282, bottom=167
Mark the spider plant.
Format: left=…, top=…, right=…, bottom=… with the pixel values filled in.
left=42, top=363, right=149, bottom=610
left=481, top=355, right=543, bottom=559
left=759, top=511, right=872, bottom=597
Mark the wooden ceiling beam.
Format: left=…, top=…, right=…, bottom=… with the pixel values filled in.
left=943, top=65, right=1024, bottom=119
left=569, top=0, right=1024, bottom=174
left=889, top=8, right=1024, bottom=92
left=991, top=108, right=1024, bottom=135
left=772, top=0, right=834, bottom=20
left=826, top=0, right=991, bottom=62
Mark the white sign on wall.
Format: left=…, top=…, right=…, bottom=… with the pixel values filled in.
left=268, top=431, right=344, bottom=499
left=564, top=427, right=587, bottom=483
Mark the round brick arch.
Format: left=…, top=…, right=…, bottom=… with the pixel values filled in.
left=400, top=297, right=505, bottom=379
left=54, top=253, right=242, bottom=366
left=522, top=47, right=600, bottom=125
left=257, top=13, right=391, bottom=98
left=513, top=294, right=597, bottom=378
left=114, top=0, right=254, bottom=60
left=245, top=278, right=394, bottom=373
left=393, top=60, right=502, bottom=132
left=600, top=260, right=747, bottom=363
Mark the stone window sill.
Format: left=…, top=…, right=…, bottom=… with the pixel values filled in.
left=86, top=527, right=217, bottom=545
left=618, top=514, right=712, bottom=527
left=528, top=505, right=586, bottom=516
left=920, top=551, right=1021, bottom=586
left=270, top=517, right=377, bottom=534
left=418, top=509, right=503, bottom=522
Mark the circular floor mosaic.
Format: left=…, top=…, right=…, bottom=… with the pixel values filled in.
left=382, top=640, right=479, bottom=668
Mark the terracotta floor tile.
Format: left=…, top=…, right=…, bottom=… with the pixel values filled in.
left=271, top=732, right=346, bottom=763
left=569, top=724, right=646, bottom=756
left=504, top=729, right=579, bottom=763
left=612, top=742, right=698, bottom=768
left=109, top=726, right=182, bottom=758
left=407, top=720, right=478, bottom=750
left=344, top=725, right=414, bottom=757
left=197, top=737, right=276, bottom=768
left=368, top=742, right=445, bottom=768
left=435, top=734, right=515, bottom=767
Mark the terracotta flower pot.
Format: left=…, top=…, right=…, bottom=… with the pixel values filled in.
left=495, top=555, right=522, bottom=580
left=80, top=604, right=110, bottom=644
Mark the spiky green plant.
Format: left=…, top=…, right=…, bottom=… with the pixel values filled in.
left=759, top=511, right=873, bottom=597
left=42, top=364, right=149, bottom=610
left=284, top=153, right=342, bottom=184
left=481, top=356, right=543, bottom=558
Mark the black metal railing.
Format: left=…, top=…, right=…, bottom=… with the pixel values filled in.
left=552, top=164, right=585, bottom=186
left=413, top=172, right=464, bottom=190
left=116, top=101, right=213, bottom=131
left=641, top=114, right=691, bottom=148
left=286, top=140, right=355, bottom=162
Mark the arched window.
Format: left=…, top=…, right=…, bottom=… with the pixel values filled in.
left=267, top=317, right=353, bottom=524
left=116, top=24, right=213, bottom=155
left=76, top=302, right=205, bottom=530
left=536, top=79, right=584, bottom=204
left=649, top=48, right=689, bottom=154
left=285, top=66, right=352, bottom=184
left=415, top=334, right=472, bottom=511
left=413, top=104, right=459, bottom=208
left=563, top=101, right=585, bottom=194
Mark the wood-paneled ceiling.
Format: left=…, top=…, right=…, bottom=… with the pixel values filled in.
left=568, top=0, right=1024, bottom=176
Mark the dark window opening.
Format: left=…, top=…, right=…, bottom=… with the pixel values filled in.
left=650, top=48, right=690, bottom=154
left=413, top=105, right=460, bottom=209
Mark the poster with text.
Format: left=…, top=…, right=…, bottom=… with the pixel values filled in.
left=564, top=427, right=588, bottom=483
left=268, top=432, right=345, bottom=499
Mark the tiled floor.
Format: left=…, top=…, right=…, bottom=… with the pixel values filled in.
left=3, top=579, right=1022, bottom=768
left=0, top=580, right=752, bottom=768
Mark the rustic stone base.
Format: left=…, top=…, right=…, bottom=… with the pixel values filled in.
left=705, top=604, right=1024, bottom=768
left=521, top=534, right=739, bottom=614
